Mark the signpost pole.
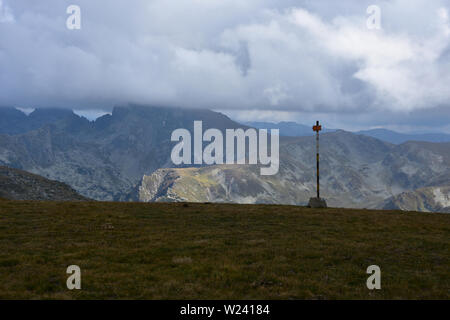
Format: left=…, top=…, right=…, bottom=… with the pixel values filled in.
left=316, top=121, right=320, bottom=199
left=308, top=121, right=327, bottom=208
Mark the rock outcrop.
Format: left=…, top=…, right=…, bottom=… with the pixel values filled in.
left=0, top=166, right=88, bottom=201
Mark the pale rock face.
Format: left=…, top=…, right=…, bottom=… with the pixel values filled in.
left=382, top=186, right=450, bottom=213
left=139, top=169, right=182, bottom=202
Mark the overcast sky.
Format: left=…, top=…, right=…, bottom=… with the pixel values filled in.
left=0, top=0, right=449, bottom=132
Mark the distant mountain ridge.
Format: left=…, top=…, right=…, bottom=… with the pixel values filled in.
left=244, top=120, right=450, bottom=144
left=244, top=121, right=337, bottom=137
left=0, top=107, right=78, bottom=135
left=4, top=108, right=448, bottom=144
left=356, top=128, right=450, bottom=144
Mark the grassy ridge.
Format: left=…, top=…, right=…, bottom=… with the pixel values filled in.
left=0, top=200, right=448, bottom=299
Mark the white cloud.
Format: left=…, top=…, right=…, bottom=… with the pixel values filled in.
left=287, top=7, right=450, bottom=111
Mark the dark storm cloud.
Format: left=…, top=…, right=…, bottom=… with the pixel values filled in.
left=0, top=0, right=449, bottom=131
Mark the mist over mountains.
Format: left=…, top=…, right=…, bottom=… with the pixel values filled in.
left=0, top=106, right=449, bottom=212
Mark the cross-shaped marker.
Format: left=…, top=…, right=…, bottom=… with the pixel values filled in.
left=313, top=121, right=322, bottom=132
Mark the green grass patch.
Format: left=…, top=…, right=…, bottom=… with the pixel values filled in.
left=0, top=200, right=448, bottom=299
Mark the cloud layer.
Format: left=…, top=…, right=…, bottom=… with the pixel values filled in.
left=0, top=0, right=449, bottom=130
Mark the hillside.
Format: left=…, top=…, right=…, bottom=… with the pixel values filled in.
left=139, top=133, right=450, bottom=209
left=0, top=166, right=88, bottom=201
left=0, top=201, right=448, bottom=299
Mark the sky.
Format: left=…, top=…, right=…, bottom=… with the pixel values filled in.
left=0, top=0, right=450, bottom=132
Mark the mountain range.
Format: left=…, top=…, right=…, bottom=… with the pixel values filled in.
left=0, top=106, right=247, bottom=200
left=140, top=133, right=450, bottom=212
left=243, top=121, right=337, bottom=137
left=0, top=106, right=449, bottom=212
left=245, top=121, right=450, bottom=144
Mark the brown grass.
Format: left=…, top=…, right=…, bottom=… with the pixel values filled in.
left=0, top=200, right=448, bottom=299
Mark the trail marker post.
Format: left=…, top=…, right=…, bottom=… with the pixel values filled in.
left=308, top=121, right=327, bottom=208
left=313, top=121, right=321, bottom=198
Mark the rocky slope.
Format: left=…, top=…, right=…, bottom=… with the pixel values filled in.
left=0, top=166, right=87, bottom=201
left=139, top=134, right=450, bottom=209
left=382, top=186, right=450, bottom=213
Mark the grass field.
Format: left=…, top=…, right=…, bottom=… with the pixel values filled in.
left=0, top=199, right=448, bottom=299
